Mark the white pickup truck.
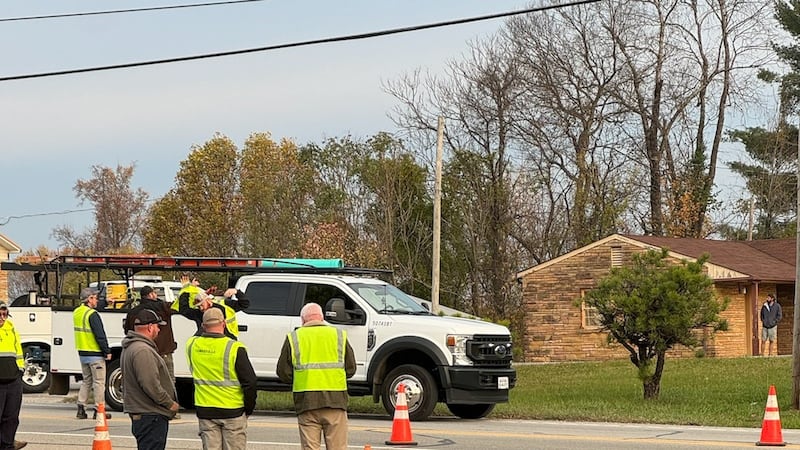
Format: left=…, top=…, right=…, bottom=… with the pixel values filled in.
left=4, top=255, right=516, bottom=420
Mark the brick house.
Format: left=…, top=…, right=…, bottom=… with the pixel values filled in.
left=0, top=234, right=22, bottom=302
left=516, top=234, right=796, bottom=362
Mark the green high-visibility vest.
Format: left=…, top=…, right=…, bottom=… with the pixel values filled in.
left=172, top=285, right=203, bottom=311
left=0, top=320, right=23, bottom=370
left=73, top=304, right=101, bottom=353
left=186, top=335, right=245, bottom=409
left=217, top=302, right=239, bottom=338
left=288, top=326, right=347, bottom=392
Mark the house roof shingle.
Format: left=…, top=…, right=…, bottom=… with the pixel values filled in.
left=627, top=235, right=796, bottom=282
left=517, top=234, right=798, bottom=282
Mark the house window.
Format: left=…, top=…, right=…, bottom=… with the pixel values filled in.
left=581, top=290, right=602, bottom=329
left=610, top=246, right=623, bottom=267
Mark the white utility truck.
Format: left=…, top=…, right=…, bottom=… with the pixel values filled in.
left=2, top=255, right=516, bottom=420
left=6, top=272, right=180, bottom=393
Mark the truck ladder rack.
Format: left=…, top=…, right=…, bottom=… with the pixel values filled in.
left=2, top=255, right=391, bottom=276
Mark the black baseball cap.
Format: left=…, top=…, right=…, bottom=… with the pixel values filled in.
left=133, top=309, right=166, bottom=326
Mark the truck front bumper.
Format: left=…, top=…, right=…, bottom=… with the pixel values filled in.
left=440, top=366, right=517, bottom=404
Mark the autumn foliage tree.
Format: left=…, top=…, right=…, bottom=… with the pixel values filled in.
left=583, top=249, right=728, bottom=399
left=144, top=134, right=241, bottom=256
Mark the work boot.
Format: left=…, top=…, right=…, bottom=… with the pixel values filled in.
left=76, top=404, right=87, bottom=420
left=13, top=440, right=27, bottom=450
left=92, top=408, right=111, bottom=420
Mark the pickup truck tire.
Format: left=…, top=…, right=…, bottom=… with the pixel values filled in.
left=105, top=359, right=124, bottom=412
left=446, top=403, right=495, bottom=419
left=381, top=364, right=437, bottom=422
left=21, top=346, right=50, bottom=394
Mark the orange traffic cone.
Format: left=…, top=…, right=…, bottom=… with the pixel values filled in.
left=364, top=446, right=372, bottom=450
left=757, top=385, right=786, bottom=446
left=385, top=384, right=417, bottom=446
left=92, top=403, right=112, bottom=450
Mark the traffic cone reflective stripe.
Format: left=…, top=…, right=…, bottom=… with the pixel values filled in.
left=92, top=403, right=112, bottom=450
left=756, top=385, right=786, bottom=447
left=385, top=384, right=417, bottom=446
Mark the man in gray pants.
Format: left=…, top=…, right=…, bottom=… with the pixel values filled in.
left=760, top=293, right=782, bottom=356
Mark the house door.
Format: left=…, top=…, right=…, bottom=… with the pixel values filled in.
left=776, top=285, right=794, bottom=356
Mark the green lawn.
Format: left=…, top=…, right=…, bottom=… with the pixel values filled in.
left=257, top=356, right=800, bottom=427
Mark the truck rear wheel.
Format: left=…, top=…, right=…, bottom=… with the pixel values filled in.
left=105, top=359, right=124, bottom=412
left=446, top=403, right=495, bottom=419
left=21, top=345, right=50, bottom=394
left=381, top=364, right=437, bottom=421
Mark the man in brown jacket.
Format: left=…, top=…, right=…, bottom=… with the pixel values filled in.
left=124, top=287, right=178, bottom=377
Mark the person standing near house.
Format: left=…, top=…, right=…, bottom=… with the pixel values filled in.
left=760, top=293, right=783, bottom=356
left=276, top=303, right=356, bottom=450
left=73, top=287, right=112, bottom=420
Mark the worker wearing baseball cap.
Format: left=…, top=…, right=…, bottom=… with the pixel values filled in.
left=177, top=282, right=249, bottom=340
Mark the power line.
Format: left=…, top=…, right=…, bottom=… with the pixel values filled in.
left=0, top=0, right=266, bottom=23
left=0, top=0, right=601, bottom=82
left=0, top=208, right=94, bottom=226
left=0, top=197, right=165, bottom=226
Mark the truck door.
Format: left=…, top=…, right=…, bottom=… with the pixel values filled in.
left=235, top=280, right=299, bottom=378
left=297, top=282, right=369, bottom=382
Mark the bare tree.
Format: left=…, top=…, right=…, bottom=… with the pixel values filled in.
left=606, top=0, right=772, bottom=236
left=503, top=4, right=638, bottom=247
left=386, top=36, right=524, bottom=321
left=53, top=164, right=148, bottom=253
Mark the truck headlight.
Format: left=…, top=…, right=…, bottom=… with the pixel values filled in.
left=446, top=334, right=473, bottom=366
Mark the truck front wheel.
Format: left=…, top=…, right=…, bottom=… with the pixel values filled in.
left=105, top=359, right=124, bottom=412
left=446, top=403, right=495, bottom=419
left=381, top=364, right=437, bottom=421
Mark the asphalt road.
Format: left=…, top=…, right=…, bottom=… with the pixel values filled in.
left=14, top=392, right=800, bottom=449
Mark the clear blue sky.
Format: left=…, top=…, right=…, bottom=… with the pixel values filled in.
left=1, top=0, right=531, bottom=252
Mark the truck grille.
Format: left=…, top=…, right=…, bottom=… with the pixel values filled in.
left=466, top=335, right=513, bottom=367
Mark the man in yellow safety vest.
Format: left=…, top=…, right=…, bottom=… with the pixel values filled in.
left=73, top=287, right=112, bottom=421
left=186, top=308, right=256, bottom=450
left=0, top=303, right=27, bottom=450
left=277, top=303, right=356, bottom=450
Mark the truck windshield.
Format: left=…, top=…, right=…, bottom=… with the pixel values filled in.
left=348, top=282, right=430, bottom=314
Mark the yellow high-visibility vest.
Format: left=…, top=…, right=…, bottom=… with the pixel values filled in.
left=186, top=335, right=245, bottom=409
left=288, top=326, right=347, bottom=392
left=73, top=304, right=101, bottom=353
left=0, top=320, right=23, bottom=370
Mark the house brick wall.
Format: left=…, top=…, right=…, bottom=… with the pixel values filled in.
left=521, top=238, right=751, bottom=362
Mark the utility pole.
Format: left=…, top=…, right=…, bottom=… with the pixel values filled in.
left=431, top=117, right=444, bottom=315
left=793, top=124, right=800, bottom=409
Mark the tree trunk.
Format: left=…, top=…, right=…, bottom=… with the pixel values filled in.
left=642, top=351, right=666, bottom=400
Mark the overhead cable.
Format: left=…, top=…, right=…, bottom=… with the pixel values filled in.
left=0, top=208, right=94, bottom=226
left=0, top=0, right=265, bottom=22
left=0, top=0, right=601, bottom=82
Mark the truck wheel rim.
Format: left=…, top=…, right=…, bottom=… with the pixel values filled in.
left=391, top=376, right=424, bottom=413
left=22, top=363, right=47, bottom=386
